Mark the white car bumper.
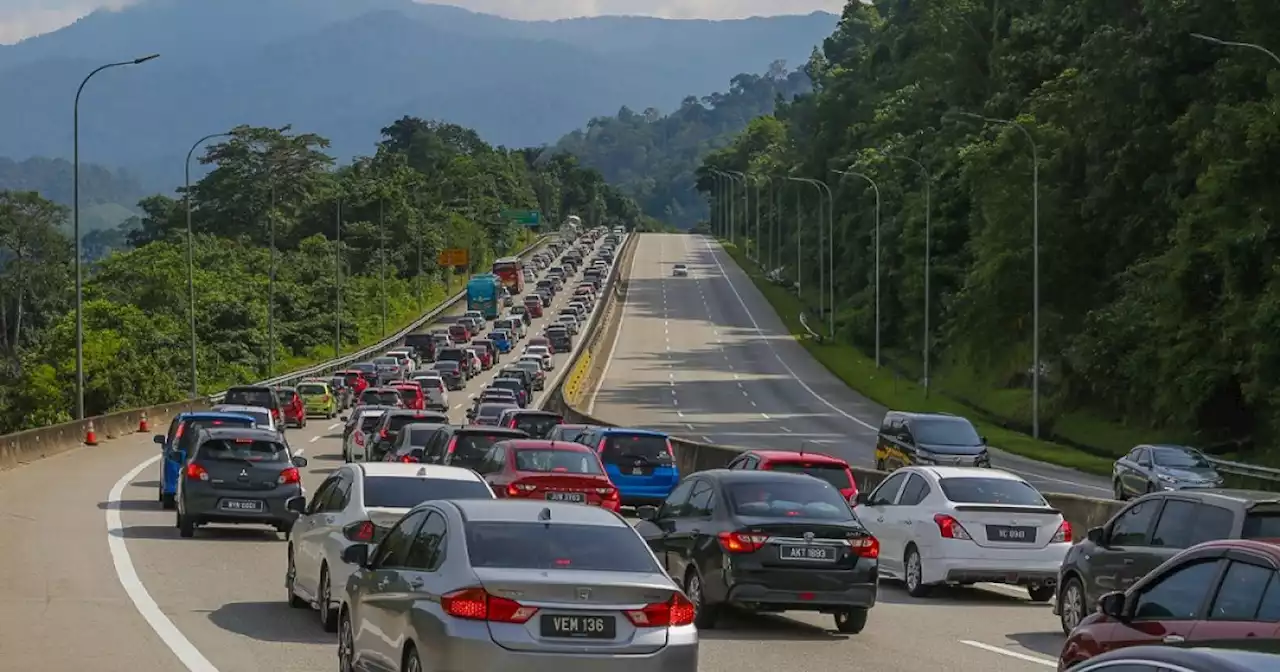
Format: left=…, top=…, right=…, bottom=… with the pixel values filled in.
left=921, top=544, right=1069, bottom=587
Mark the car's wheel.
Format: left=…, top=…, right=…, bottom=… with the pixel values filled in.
left=401, top=643, right=422, bottom=672
left=684, top=569, right=719, bottom=629
left=833, top=608, right=868, bottom=634
left=1058, top=577, right=1086, bottom=634
left=319, top=565, right=338, bottom=632
left=161, top=493, right=176, bottom=510
left=337, top=609, right=356, bottom=672
left=874, top=458, right=886, bottom=471
left=904, top=546, right=931, bottom=597
left=178, top=513, right=195, bottom=538
left=1028, top=585, right=1054, bottom=603
left=286, top=548, right=307, bottom=608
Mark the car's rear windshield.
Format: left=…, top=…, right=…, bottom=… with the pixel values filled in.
left=225, top=389, right=275, bottom=407
left=396, top=388, right=418, bottom=402
left=359, top=414, right=385, bottom=431
left=601, top=434, right=673, bottom=465
left=938, top=478, right=1047, bottom=506
left=727, top=480, right=853, bottom=520
left=343, top=373, right=363, bottom=384
left=438, top=350, right=465, bottom=362
left=363, top=391, right=400, bottom=405
left=491, top=379, right=522, bottom=392
left=514, top=449, right=602, bottom=474
left=179, top=418, right=253, bottom=450
left=466, top=523, right=658, bottom=573
left=514, top=415, right=560, bottom=437
left=362, top=476, right=492, bottom=508
left=1243, top=513, right=1280, bottom=538
left=768, top=461, right=853, bottom=490
left=550, top=426, right=590, bottom=443
left=452, top=432, right=524, bottom=466
left=198, top=438, right=288, bottom=462
left=385, top=414, right=428, bottom=434
left=297, top=383, right=326, bottom=395
left=478, top=404, right=515, bottom=419
left=328, top=378, right=346, bottom=388
left=401, top=426, right=440, bottom=446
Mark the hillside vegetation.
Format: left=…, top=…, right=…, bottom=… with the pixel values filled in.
left=700, top=0, right=1280, bottom=464
left=0, top=117, right=640, bottom=433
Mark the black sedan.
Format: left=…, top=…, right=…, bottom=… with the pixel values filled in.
left=635, top=469, right=879, bottom=633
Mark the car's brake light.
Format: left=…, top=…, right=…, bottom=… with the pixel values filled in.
left=718, top=531, right=768, bottom=553
left=446, top=437, right=458, bottom=455
left=400, top=455, right=417, bottom=463
left=379, top=428, right=388, bottom=439
left=507, top=481, right=537, bottom=497
left=185, top=463, right=209, bottom=481
left=343, top=521, right=378, bottom=542
left=934, top=514, right=972, bottom=540
left=174, top=423, right=186, bottom=439
left=1052, top=521, right=1072, bottom=543
left=596, top=486, right=619, bottom=501
left=596, top=438, right=607, bottom=453
left=849, top=535, right=880, bottom=558
left=624, top=593, right=695, bottom=627
left=441, top=587, right=536, bottom=623
left=278, top=467, right=300, bottom=485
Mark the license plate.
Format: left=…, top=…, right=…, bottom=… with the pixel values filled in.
left=545, top=492, right=586, bottom=503
left=540, top=614, right=615, bottom=639
left=631, top=468, right=644, bottom=475
left=779, top=545, right=838, bottom=562
left=219, top=499, right=263, bottom=512
left=987, top=525, right=1037, bottom=543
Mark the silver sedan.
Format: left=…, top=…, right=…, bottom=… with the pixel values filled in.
left=337, top=499, right=698, bottom=672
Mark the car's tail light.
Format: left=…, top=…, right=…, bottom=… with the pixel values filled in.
left=849, top=535, right=880, bottom=558
left=278, top=467, right=300, bottom=485
left=379, top=428, right=388, bottom=439
left=174, top=423, right=186, bottom=440
left=1052, top=521, right=1072, bottom=543
left=400, top=455, right=417, bottom=463
left=323, top=395, right=331, bottom=402
left=343, top=520, right=380, bottom=542
left=445, top=437, right=458, bottom=455
left=441, top=587, right=537, bottom=623
left=624, top=592, right=695, bottom=627
left=596, top=438, right=607, bottom=453
left=934, top=514, right=972, bottom=540
left=507, top=481, right=537, bottom=497
left=271, top=408, right=280, bottom=418
left=595, top=486, right=619, bottom=501
left=718, top=531, right=768, bottom=553
left=354, top=433, right=364, bottom=445
left=185, top=463, right=209, bottom=481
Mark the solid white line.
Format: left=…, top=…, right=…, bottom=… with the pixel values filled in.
left=958, top=641, right=1055, bottom=667
left=703, top=436, right=714, bottom=443
left=107, top=455, right=220, bottom=671
left=585, top=240, right=639, bottom=415
left=326, top=422, right=341, bottom=430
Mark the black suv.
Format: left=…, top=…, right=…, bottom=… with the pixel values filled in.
left=874, top=411, right=989, bottom=470
left=1054, top=488, right=1280, bottom=634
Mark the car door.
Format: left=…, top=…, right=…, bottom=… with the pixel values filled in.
left=293, top=476, right=338, bottom=596
left=892, top=473, right=932, bottom=558
left=1188, top=556, right=1280, bottom=647
left=1147, top=499, right=1231, bottom=575
left=854, top=471, right=909, bottom=574
left=1088, top=498, right=1163, bottom=606
left=299, top=472, right=352, bottom=593
left=1102, top=558, right=1224, bottom=655
left=667, top=479, right=716, bottom=581
left=636, top=479, right=695, bottom=575
left=379, top=510, right=448, bottom=661
left=355, top=509, right=428, bottom=671
left=1126, top=447, right=1152, bottom=495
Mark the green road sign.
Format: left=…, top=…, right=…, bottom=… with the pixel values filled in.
left=501, top=209, right=540, bottom=225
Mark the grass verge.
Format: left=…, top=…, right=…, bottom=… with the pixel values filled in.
left=718, top=240, right=1115, bottom=476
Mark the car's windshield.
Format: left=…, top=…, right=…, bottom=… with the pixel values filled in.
left=297, top=383, right=326, bottom=395
left=514, top=414, right=560, bottom=437
left=938, top=478, right=1046, bottom=506
left=224, top=389, right=275, bottom=408
left=362, top=476, right=492, bottom=508
left=478, top=403, right=516, bottom=419
left=768, top=461, right=853, bottom=490
left=358, top=413, right=385, bottom=431
left=452, top=432, right=523, bottom=468
left=373, top=357, right=397, bottom=365
left=363, top=391, right=400, bottom=405
left=601, top=434, right=672, bottom=465
left=912, top=418, right=982, bottom=446
left=1151, top=446, right=1212, bottom=469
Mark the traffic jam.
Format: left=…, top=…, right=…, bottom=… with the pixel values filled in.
left=149, top=224, right=1280, bottom=672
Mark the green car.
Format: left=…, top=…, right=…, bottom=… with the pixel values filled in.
left=297, top=380, right=337, bottom=418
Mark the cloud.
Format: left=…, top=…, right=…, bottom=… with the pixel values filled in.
left=0, top=0, right=845, bottom=44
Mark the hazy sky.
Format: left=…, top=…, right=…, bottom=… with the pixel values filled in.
left=0, top=0, right=847, bottom=44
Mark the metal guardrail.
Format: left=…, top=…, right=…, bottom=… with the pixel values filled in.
left=1204, top=456, right=1280, bottom=483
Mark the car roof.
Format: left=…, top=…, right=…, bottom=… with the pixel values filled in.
left=695, top=469, right=831, bottom=485
left=197, top=427, right=284, bottom=442
left=504, top=439, right=590, bottom=451
left=358, top=463, right=482, bottom=481
left=509, top=410, right=559, bottom=417
left=211, top=404, right=270, bottom=414
left=453, top=499, right=627, bottom=527
left=915, top=466, right=1025, bottom=481
left=597, top=427, right=668, bottom=438
left=748, top=449, right=846, bottom=464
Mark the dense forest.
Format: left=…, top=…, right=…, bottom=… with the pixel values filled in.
left=0, top=117, right=640, bottom=433
left=557, top=60, right=812, bottom=228
left=700, top=0, right=1280, bottom=462
left=0, top=156, right=147, bottom=242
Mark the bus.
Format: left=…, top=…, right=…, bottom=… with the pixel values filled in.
left=492, top=257, right=525, bottom=293
left=466, top=274, right=501, bottom=319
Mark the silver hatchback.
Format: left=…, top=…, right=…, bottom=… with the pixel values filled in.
left=337, top=499, right=698, bottom=672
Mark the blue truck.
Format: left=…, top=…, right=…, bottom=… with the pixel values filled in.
left=466, top=273, right=501, bottom=319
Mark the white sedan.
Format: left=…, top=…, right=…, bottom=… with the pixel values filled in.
left=285, top=463, right=495, bottom=631
left=852, top=466, right=1070, bottom=601
left=672, top=263, right=688, bottom=277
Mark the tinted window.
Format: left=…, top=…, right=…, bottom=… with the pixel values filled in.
left=359, top=414, right=385, bottom=432
left=660, top=479, right=695, bottom=517
left=374, top=510, right=427, bottom=568
left=769, top=461, right=853, bottom=490
left=297, top=383, right=326, bottom=395
left=477, top=404, right=515, bottom=420
left=362, top=391, right=400, bottom=405
left=451, top=433, right=523, bottom=468
left=1152, top=501, right=1234, bottom=549
left=1243, top=513, right=1280, bottom=539
left=1258, top=573, right=1280, bottom=621
left=549, top=426, right=589, bottom=443
left=513, top=414, right=560, bottom=437
left=362, top=477, right=493, bottom=508
left=396, top=388, right=418, bottom=403
left=178, top=418, right=253, bottom=452
left=373, top=357, right=397, bottom=365
left=384, top=414, right=425, bottom=435
left=514, top=449, right=602, bottom=474
left=1133, top=559, right=1220, bottom=620
left=1210, top=562, right=1274, bottom=621
left=225, top=389, right=276, bottom=408
left=938, top=478, right=1046, bottom=506
left=868, top=472, right=908, bottom=506
left=727, top=480, right=854, bottom=520
left=898, top=474, right=930, bottom=506
left=402, top=427, right=439, bottom=446
left=1150, top=446, right=1211, bottom=468
left=687, top=480, right=714, bottom=516
left=1111, top=500, right=1159, bottom=546
left=465, top=523, right=659, bottom=573
left=911, top=418, right=982, bottom=445
left=601, top=434, right=673, bottom=465
left=197, top=438, right=288, bottom=462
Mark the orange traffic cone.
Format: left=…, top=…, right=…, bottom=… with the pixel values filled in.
left=138, top=411, right=149, bottom=433
left=85, top=420, right=99, bottom=446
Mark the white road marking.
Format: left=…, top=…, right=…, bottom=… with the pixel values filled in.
left=108, top=455, right=220, bottom=671
left=686, top=423, right=695, bottom=430
left=308, top=436, right=319, bottom=443
left=750, top=400, right=757, bottom=407
left=706, top=432, right=841, bottom=438
left=327, top=422, right=341, bottom=430
left=780, top=426, right=793, bottom=433
left=676, top=410, right=684, bottom=417
left=703, top=436, right=714, bottom=443
left=761, top=413, right=771, bottom=419
left=958, top=641, right=1055, bottom=667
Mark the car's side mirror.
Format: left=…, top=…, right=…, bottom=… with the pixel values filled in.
left=286, top=496, right=306, bottom=513
left=1087, top=526, right=1106, bottom=546
left=342, top=543, right=371, bottom=567
left=637, top=505, right=658, bottom=521
left=1097, top=591, right=1128, bottom=621
left=153, top=434, right=166, bottom=446
left=852, top=492, right=869, bottom=506
left=292, top=456, right=309, bottom=468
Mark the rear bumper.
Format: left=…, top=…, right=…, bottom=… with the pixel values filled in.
left=725, top=573, right=878, bottom=611
left=181, top=487, right=300, bottom=527
left=922, top=550, right=1066, bottom=587
left=424, top=624, right=697, bottom=672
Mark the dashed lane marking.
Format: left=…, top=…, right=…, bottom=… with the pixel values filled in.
left=326, top=422, right=341, bottom=430
left=308, top=436, right=319, bottom=443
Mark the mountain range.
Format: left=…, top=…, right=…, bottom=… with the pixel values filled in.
left=0, top=0, right=837, bottom=191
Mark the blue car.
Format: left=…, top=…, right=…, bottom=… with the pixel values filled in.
left=490, top=330, right=512, bottom=353
left=577, top=427, right=679, bottom=506
left=154, top=411, right=255, bottom=509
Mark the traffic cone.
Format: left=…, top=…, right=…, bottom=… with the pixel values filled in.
left=138, top=411, right=149, bottom=433
left=85, top=420, right=99, bottom=446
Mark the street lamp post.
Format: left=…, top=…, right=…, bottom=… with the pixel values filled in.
left=882, top=151, right=933, bottom=393
left=833, top=169, right=882, bottom=367
left=267, top=185, right=276, bottom=377
left=184, top=130, right=232, bottom=397
left=955, top=111, right=1042, bottom=437
left=1191, top=33, right=1280, bottom=66
left=72, top=53, right=159, bottom=419
left=726, top=170, right=747, bottom=251
left=793, top=177, right=831, bottom=334
left=335, top=198, right=343, bottom=357
left=380, top=199, right=387, bottom=337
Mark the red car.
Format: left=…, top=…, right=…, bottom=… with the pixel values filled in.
left=393, top=384, right=425, bottom=410
left=338, top=369, right=371, bottom=397
left=468, top=344, right=493, bottom=369
left=1058, top=538, right=1280, bottom=669
left=275, top=386, right=307, bottom=428
left=475, top=439, right=620, bottom=512
left=724, top=449, right=858, bottom=503
left=448, top=324, right=470, bottom=343
left=523, top=295, right=544, bottom=318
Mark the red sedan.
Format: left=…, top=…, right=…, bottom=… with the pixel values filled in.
left=274, top=386, right=307, bottom=428
left=475, top=439, right=620, bottom=512
left=725, top=449, right=858, bottom=503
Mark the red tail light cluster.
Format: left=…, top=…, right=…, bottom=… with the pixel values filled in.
left=624, top=593, right=696, bottom=627
left=1052, top=521, right=1072, bottom=543
left=718, top=531, right=768, bottom=553
left=400, top=455, right=417, bottom=463
left=343, top=520, right=378, bottom=542
left=934, top=514, right=972, bottom=540
left=441, top=588, right=537, bottom=623
left=185, top=463, right=209, bottom=481
left=849, top=535, right=880, bottom=558
left=278, top=467, right=300, bottom=485
left=506, top=482, right=538, bottom=497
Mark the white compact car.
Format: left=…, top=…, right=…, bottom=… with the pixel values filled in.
left=853, top=466, right=1070, bottom=601
left=672, top=263, right=688, bottom=277
left=285, top=463, right=495, bottom=631
left=342, top=408, right=387, bottom=462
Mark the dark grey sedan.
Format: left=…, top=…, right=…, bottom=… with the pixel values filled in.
left=1112, top=443, right=1223, bottom=500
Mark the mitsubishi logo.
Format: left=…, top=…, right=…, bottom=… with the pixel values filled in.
left=803, top=532, right=815, bottom=542
left=576, top=588, right=592, bottom=601
left=239, top=469, right=248, bottom=477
